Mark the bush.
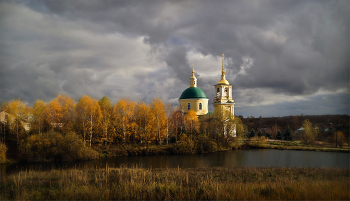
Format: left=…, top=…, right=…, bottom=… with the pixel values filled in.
left=196, top=135, right=217, bottom=153
left=246, top=136, right=267, bottom=148
left=172, top=134, right=195, bottom=154
left=0, top=142, right=8, bottom=163
left=19, top=132, right=99, bottom=162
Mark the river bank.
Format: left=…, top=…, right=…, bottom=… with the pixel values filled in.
left=250, top=140, right=350, bottom=153
left=1, top=166, right=348, bottom=200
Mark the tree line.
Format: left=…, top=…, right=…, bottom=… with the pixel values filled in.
left=0, top=94, right=245, bottom=149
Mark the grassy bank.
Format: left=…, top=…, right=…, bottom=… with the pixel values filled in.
left=1, top=166, right=348, bottom=200
left=245, top=140, right=350, bottom=153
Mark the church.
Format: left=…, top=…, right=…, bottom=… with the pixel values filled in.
left=179, top=54, right=235, bottom=131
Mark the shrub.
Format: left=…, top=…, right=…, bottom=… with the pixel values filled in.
left=246, top=136, right=267, bottom=148
left=172, top=134, right=195, bottom=154
left=19, top=132, right=99, bottom=162
left=196, top=135, right=217, bottom=153
left=0, top=142, right=8, bottom=163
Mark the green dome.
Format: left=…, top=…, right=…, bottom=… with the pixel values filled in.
left=179, top=87, right=207, bottom=99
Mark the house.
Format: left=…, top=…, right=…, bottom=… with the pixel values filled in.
left=0, top=111, right=31, bottom=131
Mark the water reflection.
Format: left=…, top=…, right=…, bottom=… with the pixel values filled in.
left=2, top=149, right=349, bottom=175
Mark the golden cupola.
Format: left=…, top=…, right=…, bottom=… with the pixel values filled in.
left=217, top=54, right=230, bottom=85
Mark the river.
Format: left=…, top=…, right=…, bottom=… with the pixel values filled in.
left=2, top=149, right=349, bottom=175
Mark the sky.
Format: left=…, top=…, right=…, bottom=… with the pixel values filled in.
left=0, top=0, right=349, bottom=117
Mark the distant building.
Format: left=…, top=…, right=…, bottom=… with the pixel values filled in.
left=0, top=111, right=31, bottom=131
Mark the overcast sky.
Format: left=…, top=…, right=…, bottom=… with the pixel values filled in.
left=0, top=0, right=349, bottom=117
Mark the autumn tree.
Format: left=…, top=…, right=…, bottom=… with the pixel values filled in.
left=271, top=124, right=278, bottom=139
left=86, top=97, right=101, bottom=147
left=150, top=98, right=167, bottom=144
left=165, top=103, right=175, bottom=145
left=300, top=119, right=317, bottom=145
left=98, top=96, right=113, bottom=145
left=333, top=131, right=345, bottom=148
left=114, top=98, right=135, bottom=144
left=184, top=110, right=199, bottom=140
left=170, top=109, right=184, bottom=141
left=6, top=99, right=26, bottom=146
left=45, top=95, right=75, bottom=133
left=210, top=107, right=236, bottom=142
left=32, top=100, right=46, bottom=134
left=76, top=96, right=89, bottom=146
left=134, top=101, right=154, bottom=146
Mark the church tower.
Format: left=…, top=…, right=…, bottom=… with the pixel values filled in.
left=213, top=54, right=235, bottom=118
left=179, top=64, right=209, bottom=116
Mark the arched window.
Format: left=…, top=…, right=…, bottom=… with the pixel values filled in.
left=199, top=103, right=202, bottom=110
left=187, top=103, right=191, bottom=110
left=217, top=88, right=220, bottom=93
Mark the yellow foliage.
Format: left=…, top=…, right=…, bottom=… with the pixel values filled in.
left=45, top=94, right=76, bottom=132
left=185, top=110, right=199, bottom=134
left=333, top=131, right=345, bottom=148
left=150, top=98, right=167, bottom=144
left=0, top=142, right=8, bottom=163
left=134, top=102, right=155, bottom=144
left=114, top=98, right=135, bottom=143
left=301, top=119, right=317, bottom=145
left=6, top=99, right=26, bottom=145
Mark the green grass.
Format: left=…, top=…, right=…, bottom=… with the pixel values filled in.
left=1, top=166, right=349, bottom=200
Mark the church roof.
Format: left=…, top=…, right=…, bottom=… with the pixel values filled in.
left=217, top=78, right=230, bottom=85
left=179, top=87, right=208, bottom=99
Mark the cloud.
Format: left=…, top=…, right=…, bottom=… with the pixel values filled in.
left=0, top=0, right=348, bottom=117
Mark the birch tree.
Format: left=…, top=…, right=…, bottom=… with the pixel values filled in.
left=114, top=98, right=135, bottom=144
left=32, top=100, right=46, bottom=134
left=150, top=98, right=167, bottom=144
left=134, top=102, right=154, bottom=146
left=98, top=96, right=112, bottom=145
left=6, top=99, right=26, bottom=146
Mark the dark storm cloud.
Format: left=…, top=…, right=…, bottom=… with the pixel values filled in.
left=164, top=46, right=190, bottom=83
left=1, top=0, right=348, bottom=116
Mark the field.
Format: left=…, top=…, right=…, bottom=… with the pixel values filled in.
left=1, top=166, right=349, bottom=200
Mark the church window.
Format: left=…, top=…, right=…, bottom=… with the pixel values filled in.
left=199, top=103, right=202, bottom=110
left=217, top=88, right=220, bottom=93
left=187, top=103, right=191, bottom=110
left=194, top=81, right=195, bottom=85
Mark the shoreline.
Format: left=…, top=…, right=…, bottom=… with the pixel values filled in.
left=3, top=140, right=349, bottom=164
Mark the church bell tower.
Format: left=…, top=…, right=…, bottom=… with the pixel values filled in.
left=213, top=54, right=235, bottom=118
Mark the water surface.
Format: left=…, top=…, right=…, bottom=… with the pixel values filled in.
left=3, top=149, right=349, bottom=175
